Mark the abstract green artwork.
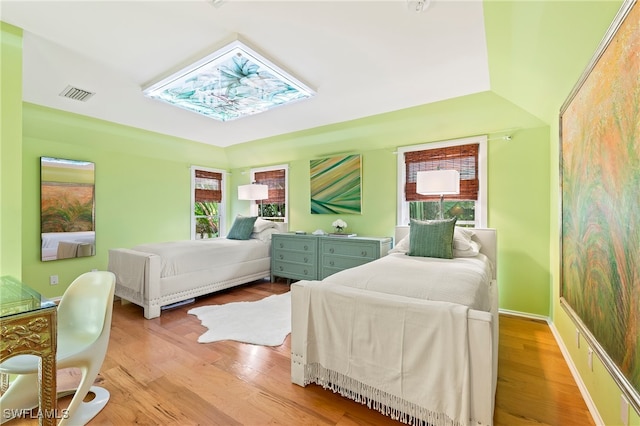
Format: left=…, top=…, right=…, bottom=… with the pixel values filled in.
left=310, top=155, right=361, bottom=214
left=143, top=40, right=315, bottom=122
left=560, top=0, right=639, bottom=412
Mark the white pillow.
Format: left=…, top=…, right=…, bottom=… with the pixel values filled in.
left=253, top=217, right=277, bottom=233
left=250, top=227, right=279, bottom=243
left=389, top=236, right=410, bottom=254
left=453, top=226, right=475, bottom=250
left=453, top=240, right=481, bottom=257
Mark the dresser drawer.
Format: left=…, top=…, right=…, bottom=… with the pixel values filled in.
left=272, top=261, right=317, bottom=280
left=319, top=256, right=374, bottom=279
left=273, top=236, right=316, bottom=252
left=273, top=250, right=314, bottom=265
left=321, top=255, right=372, bottom=270
left=320, top=240, right=378, bottom=260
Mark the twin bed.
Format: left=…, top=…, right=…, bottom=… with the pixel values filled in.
left=108, top=218, right=283, bottom=319
left=291, top=225, right=498, bottom=426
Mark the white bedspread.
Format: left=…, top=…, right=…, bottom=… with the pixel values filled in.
left=133, top=238, right=269, bottom=278
left=322, top=253, right=493, bottom=311
left=295, top=281, right=471, bottom=425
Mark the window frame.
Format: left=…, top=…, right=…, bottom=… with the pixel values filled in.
left=190, top=166, right=226, bottom=240
left=396, top=135, right=487, bottom=227
left=249, top=164, right=289, bottom=223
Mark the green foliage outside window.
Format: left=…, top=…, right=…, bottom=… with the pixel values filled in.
left=409, top=201, right=475, bottom=225
left=258, top=203, right=286, bottom=222
left=194, top=202, right=219, bottom=239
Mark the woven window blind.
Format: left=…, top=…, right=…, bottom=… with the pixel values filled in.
left=194, top=170, right=222, bottom=203
left=404, top=144, right=479, bottom=202
left=254, top=169, right=285, bottom=204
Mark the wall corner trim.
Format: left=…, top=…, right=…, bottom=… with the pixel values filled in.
left=498, top=309, right=549, bottom=323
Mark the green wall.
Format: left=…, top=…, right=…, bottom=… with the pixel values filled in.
left=21, top=104, right=228, bottom=296
left=485, top=0, right=623, bottom=125
left=489, top=126, right=550, bottom=314
left=1, top=22, right=23, bottom=279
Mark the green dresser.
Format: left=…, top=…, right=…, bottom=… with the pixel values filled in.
left=271, top=233, right=392, bottom=282
left=271, top=233, right=319, bottom=282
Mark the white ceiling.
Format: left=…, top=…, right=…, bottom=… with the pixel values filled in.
left=1, top=0, right=490, bottom=147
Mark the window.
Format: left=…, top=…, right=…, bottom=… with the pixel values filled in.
left=397, top=136, right=487, bottom=227
left=250, top=165, right=288, bottom=222
left=191, top=167, right=225, bottom=239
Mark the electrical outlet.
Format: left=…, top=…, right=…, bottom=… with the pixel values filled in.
left=587, top=347, right=593, bottom=371
left=621, top=394, right=629, bottom=426
left=49, top=275, right=59, bottom=285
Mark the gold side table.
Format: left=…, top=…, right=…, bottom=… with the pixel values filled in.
left=0, top=276, right=58, bottom=426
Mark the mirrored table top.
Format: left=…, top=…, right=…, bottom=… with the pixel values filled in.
left=0, top=275, right=56, bottom=318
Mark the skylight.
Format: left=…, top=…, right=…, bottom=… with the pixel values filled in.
left=142, top=40, right=315, bottom=122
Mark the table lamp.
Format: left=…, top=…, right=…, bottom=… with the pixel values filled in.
left=238, top=183, right=269, bottom=217
left=416, top=170, right=460, bottom=219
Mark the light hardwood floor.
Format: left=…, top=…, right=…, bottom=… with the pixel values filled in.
left=8, top=279, right=594, bottom=425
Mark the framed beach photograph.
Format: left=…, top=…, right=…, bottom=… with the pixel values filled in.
left=559, top=0, right=639, bottom=414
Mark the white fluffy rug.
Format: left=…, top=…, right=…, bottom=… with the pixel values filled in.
left=188, top=292, right=291, bottom=346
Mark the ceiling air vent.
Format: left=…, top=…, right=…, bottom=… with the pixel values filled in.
left=59, top=85, right=95, bottom=102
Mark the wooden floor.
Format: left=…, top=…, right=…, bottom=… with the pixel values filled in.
left=7, top=280, right=594, bottom=425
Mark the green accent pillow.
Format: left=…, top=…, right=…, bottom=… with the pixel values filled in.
left=408, top=217, right=457, bottom=259
left=227, top=216, right=258, bottom=240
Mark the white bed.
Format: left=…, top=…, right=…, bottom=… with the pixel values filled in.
left=108, top=219, right=285, bottom=319
left=291, top=226, right=498, bottom=426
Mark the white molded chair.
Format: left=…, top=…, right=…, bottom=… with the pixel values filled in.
left=0, top=271, right=116, bottom=425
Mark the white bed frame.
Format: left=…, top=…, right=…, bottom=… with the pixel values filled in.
left=108, top=225, right=288, bottom=319
left=291, top=226, right=498, bottom=425
left=109, top=248, right=271, bottom=319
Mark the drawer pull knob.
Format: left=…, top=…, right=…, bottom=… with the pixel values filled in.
left=279, top=254, right=283, bottom=260
left=329, top=248, right=334, bottom=253
left=279, top=243, right=284, bottom=248
left=304, top=269, right=308, bottom=275
left=361, top=251, right=367, bottom=256
left=304, top=245, right=308, bottom=251
left=330, top=261, right=334, bottom=266
left=304, top=257, right=308, bottom=263
left=279, top=266, right=283, bottom=271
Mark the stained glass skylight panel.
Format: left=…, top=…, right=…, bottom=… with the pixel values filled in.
left=142, top=40, right=315, bottom=122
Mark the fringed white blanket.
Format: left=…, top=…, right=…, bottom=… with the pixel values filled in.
left=296, top=282, right=472, bottom=426
left=108, top=248, right=149, bottom=304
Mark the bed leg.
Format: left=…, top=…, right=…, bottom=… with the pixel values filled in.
left=144, top=305, right=161, bottom=319
left=291, top=355, right=306, bottom=387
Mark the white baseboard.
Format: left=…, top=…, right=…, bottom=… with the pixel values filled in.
left=498, top=308, right=549, bottom=322
left=498, top=309, right=602, bottom=425
left=547, top=322, right=603, bottom=425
